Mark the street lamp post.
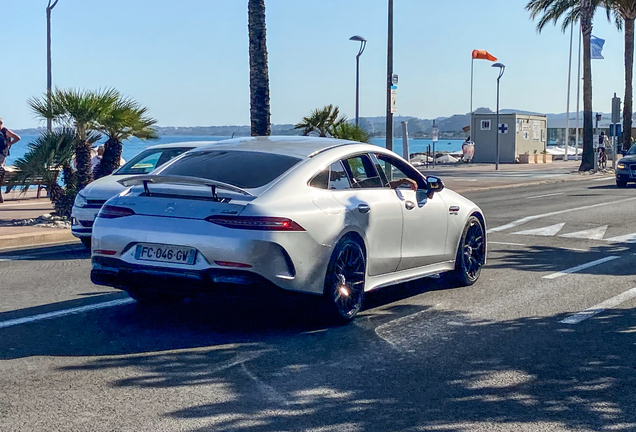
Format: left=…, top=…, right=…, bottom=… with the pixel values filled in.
left=492, top=62, right=505, bottom=170
left=349, top=35, right=366, bottom=127
left=46, top=0, right=60, bottom=134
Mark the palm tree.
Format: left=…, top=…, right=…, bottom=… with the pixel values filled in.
left=526, top=0, right=609, bottom=170
left=29, top=88, right=119, bottom=190
left=295, top=105, right=347, bottom=137
left=331, top=122, right=371, bottom=143
left=248, top=0, right=271, bottom=136
left=606, top=0, right=636, bottom=151
left=12, top=129, right=76, bottom=217
left=94, top=97, right=158, bottom=179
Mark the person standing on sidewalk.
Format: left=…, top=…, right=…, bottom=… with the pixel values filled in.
left=0, top=118, right=21, bottom=167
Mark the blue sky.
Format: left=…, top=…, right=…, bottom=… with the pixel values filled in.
left=1, top=0, right=628, bottom=130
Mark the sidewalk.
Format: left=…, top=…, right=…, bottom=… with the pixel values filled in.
left=418, top=159, right=614, bottom=193
left=0, top=160, right=615, bottom=250
left=0, top=189, right=77, bottom=251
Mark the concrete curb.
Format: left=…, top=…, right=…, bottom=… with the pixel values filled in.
left=0, top=229, right=77, bottom=251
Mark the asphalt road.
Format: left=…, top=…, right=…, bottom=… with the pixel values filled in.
left=1, top=177, right=635, bottom=432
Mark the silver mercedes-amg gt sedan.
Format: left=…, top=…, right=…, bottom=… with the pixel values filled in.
left=91, top=136, right=486, bottom=322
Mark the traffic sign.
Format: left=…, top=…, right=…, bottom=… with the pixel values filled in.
left=610, top=123, right=622, bottom=137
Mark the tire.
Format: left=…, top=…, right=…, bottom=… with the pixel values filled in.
left=126, top=288, right=184, bottom=305
left=322, top=237, right=366, bottom=323
left=447, top=216, right=486, bottom=286
left=80, top=237, right=91, bottom=248
left=617, top=180, right=627, bottom=188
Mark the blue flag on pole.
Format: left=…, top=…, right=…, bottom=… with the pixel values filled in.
left=591, top=35, right=605, bottom=59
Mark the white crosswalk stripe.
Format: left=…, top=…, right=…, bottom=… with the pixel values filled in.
left=605, top=233, right=636, bottom=243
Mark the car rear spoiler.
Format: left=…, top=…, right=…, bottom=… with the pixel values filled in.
left=118, top=175, right=254, bottom=200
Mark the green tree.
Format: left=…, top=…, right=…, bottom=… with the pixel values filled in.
left=94, top=97, right=157, bottom=179
left=295, top=105, right=347, bottom=137
left=331, top=122, right=371, bottom=143
left=29, top=88, right=119, bottom=189
left=11, top=129, right=77, bottom=217
left=248, top=0, right=271, bottom=136
left=606, top=0, right=636, bottom=151
left=526, top=0, right=610, bottom=170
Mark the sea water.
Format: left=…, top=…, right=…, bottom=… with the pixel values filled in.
left=5, top=135, right=466, bottom=167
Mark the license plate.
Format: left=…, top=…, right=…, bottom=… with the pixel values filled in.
left=134, top=243, right=197, bottom=265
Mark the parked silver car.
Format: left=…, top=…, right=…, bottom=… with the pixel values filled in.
left=71, top=141, right=217, bottom=247
left=90, top=136, right=486, bottom=322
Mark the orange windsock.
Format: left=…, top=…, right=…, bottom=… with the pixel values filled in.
left=472, top=49, right=497, bottom=61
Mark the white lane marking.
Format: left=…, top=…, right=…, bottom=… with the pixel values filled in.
left=487, top=197, right=636, bottom=233
left=592, top=176, right=615, bottom=181
left=560, top=225, right=608, bottom=240
left=488, top=241, right=526, bottom=246
left=513, top=223, right=565, bottom=236
left=560, top=288, right=636, bottom=324
left=527, top=192, right=563, bottom=199
left=0, top=202, right=51, bottom=208
left=543, top=256, right=620, bottom=280
left=605, top=233, right=636, bottom=244
left=0, top=256, right=30, bottom=262
left=0, top=298, right=134, bottom=329
left=241, top=363, right=289, bottom=405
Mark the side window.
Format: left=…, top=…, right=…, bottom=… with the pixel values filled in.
left=343, top=155, right=383, bottom=188
left=309, top=166, right=329, bottom=189
left=328, top=161, right=351, bottom=190
left=375, top=154, right=424, bottom=189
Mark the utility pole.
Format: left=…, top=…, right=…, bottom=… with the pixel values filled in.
left=385, top=0, right=393, bottom=151
left=46, top=0, right=59, bottom=133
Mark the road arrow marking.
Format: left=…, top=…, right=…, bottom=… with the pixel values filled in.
left=543, top=256, right=620, bottom=280
left=512, top=223, right=565, bottom=236
left=560, top=225, right=608, bottom=240
left=487, top=197, right=636, bottom=233
left=560, top=287, right=636, bottom=324
left=604, top=233, right=636, bottom=244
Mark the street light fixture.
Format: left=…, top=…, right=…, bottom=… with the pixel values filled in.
left=492, top=62, right=505, bottom=171
left=349, top=35, right=367, bottom=127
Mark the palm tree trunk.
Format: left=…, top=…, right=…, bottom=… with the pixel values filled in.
left=75, top=139, right=93, bottom=190
left=96, top=138, right=122, bottom=179
left=580, top=0, right=594, bottom=171
left=623, top=17, right=634, bottom=153
left=248, top=0, right=271, bottom=136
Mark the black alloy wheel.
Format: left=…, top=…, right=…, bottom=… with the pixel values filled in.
left=80, top=237, right=91, bottom=248
left=617, top=179, right=627, bottom=188
left=323, top=238, right=366, bottom=323
left=450, top=216, right=485, bottom=286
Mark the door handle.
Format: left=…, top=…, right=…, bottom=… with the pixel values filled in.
left=358, top=204, right=371, bottom=214
left=405, top=201, right=416, bottom=210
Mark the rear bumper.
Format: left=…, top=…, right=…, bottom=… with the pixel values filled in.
left=91, top=256, right=299, bottom=298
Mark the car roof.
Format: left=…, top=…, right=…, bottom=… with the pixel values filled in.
left=190, top=136, right=360, bottom=159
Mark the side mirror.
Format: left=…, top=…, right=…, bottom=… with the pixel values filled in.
left=426, top=176, right=444, bottom=199
left=622, top=150, right=628, bottom=156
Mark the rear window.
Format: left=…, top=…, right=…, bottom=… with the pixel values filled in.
left=159, top=150, right=302, bottom=188
left=115, top=147, right=193, bottom=175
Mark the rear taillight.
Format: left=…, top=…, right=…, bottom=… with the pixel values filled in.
left=98, top=205, right=136, bottom=219
left=206, top=216, right=305, bottom=231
